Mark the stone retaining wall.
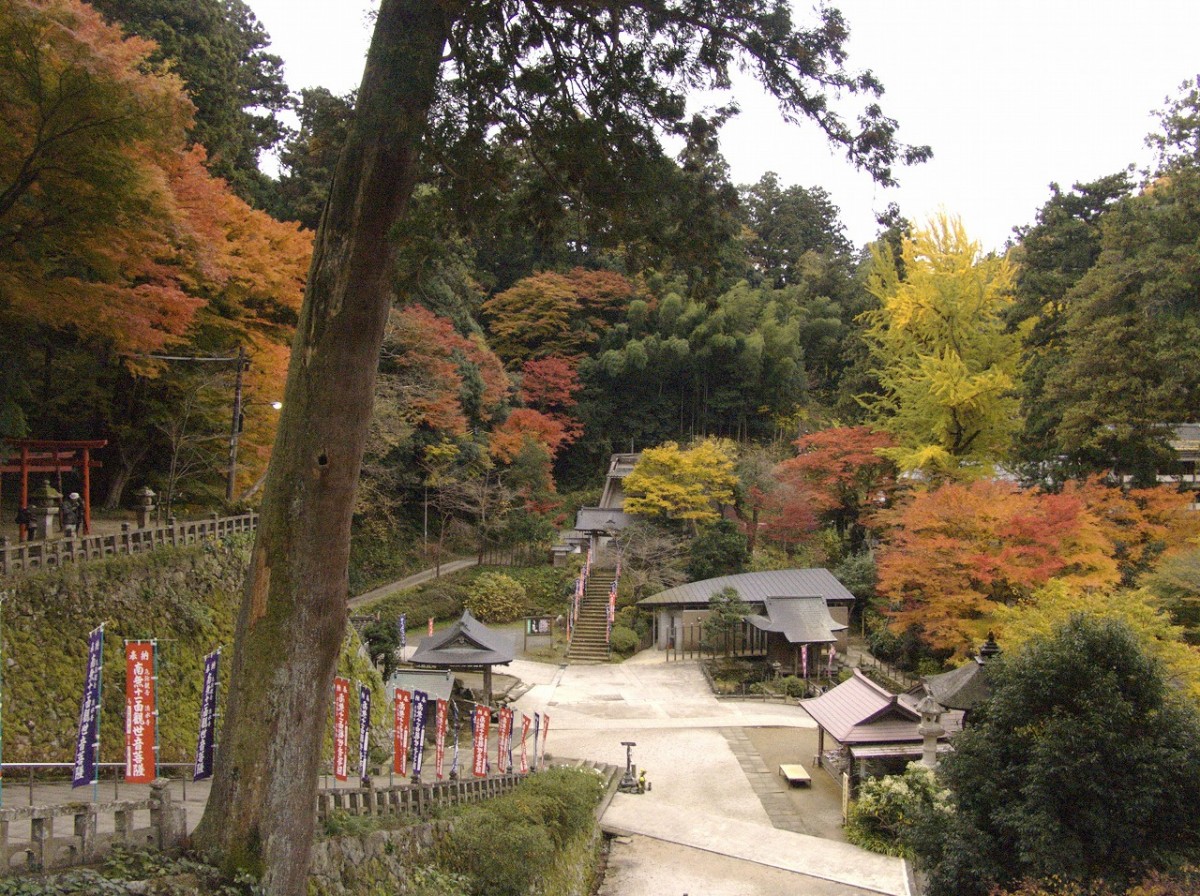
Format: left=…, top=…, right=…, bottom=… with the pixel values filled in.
left=308, top=822, right=451, bottom=896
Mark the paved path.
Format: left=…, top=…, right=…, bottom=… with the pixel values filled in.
left=509, top=652, right=915, bottom=896
left=346, top=558, right=478, bottom=610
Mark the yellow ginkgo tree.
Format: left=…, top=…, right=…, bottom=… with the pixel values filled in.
left=623, top=438, right=738, bottom=532
left=860, top=214, right=1024, bottom=480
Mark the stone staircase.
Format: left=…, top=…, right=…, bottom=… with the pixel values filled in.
left=568, top=567, right=616, bottom=664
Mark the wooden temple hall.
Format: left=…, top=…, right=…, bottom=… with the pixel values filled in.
left=800, top=636, right=999, bottom=788
left=637, top=569, right=854, bottom=673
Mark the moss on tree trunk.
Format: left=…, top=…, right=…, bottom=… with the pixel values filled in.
left=191, top=3, right=450, bottom=893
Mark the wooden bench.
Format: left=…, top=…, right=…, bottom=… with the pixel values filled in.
left=778, top=763, right=811, bottom=787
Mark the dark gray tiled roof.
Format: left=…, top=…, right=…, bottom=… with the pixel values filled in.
left=410, top=611, right=514, bottom=668
left=745, top=595, right=847, bottom=644
left=574, top=507, right=633, bottom=533
left=1172, top=423, right=1200, bottom=452
left=637, top=568, right=855, bottom=607
left=801, top=670, right=963, bottom=744
left=920, top=659, right=991, bottom=710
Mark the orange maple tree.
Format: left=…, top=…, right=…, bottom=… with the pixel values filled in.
left=0, top=0, right=201, bottom=357
left=482, top=268, right=638, bottom=362
left=518, top=355, right=582, bottom=413
left=876, top=479, right=1121, bottom=655
left=488, top=408, right=574, bottom=464
left=758, top=426, right=898, bottom=552
left=381, top=305, right=510, bottom=436
left=1061, top=476, right=1196, bottom=582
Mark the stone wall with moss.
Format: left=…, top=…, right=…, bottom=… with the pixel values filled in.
left=0, top=536, right=385, bottom=767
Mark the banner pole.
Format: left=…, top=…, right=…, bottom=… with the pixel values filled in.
left=95, top=623, right=105, bottom=803
left=0, top=590, right=6, bottom=808
left=211, top=647, right=222, bottom=777
left=152, top=640, right=159, bottom=783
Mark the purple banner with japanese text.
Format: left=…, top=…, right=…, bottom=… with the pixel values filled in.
left=72, top=626, right=104, bottom=788
left=358, top=683, right=372, bottom=784
left=193, top=650, right=219, bottom=781
left=411, top=690, right=429, bottom=780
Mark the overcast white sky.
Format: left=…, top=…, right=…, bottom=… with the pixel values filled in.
left=247, top=0, right=1200, bottom=251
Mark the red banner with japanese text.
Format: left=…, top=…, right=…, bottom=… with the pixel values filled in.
left=124, top=641, right=156, bottom=783
left=434, top=699, right=448, bottom=779
left=393, top=689, right=412, bottom=776
left=472, top=704, right=490, bottom=777
left=333, top=677, right=350, bottom=781
left=520, top=714, right=531, bottom=774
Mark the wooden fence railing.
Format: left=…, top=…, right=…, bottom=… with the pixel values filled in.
left=477, top=546, right=551, bottom=568
left=316, top=773, right=525, bottom=823
left=1, top=512, right=258, bottom=577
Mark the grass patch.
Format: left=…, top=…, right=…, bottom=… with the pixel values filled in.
left=356, top=564, right=574, bottom=629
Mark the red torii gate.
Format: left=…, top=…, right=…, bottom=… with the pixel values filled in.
left=2, top=438, right=106, bottom=540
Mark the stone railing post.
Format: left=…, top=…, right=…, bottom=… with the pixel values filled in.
left=114, top=807, right=130, bottom=843
left=29, top=815, right=46, bottom=870
left=150, top=780, right=185, bottom=850
left=74, top=807, right=96, bottom=864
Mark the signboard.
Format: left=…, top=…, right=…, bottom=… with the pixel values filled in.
left=411, top=690, right=429, bottom=780
left=357, top=684, right=372, bottom=784
left=519, top=714, right=531, bottom=774
left=434, top=699, right=448, bottom=779
left=472, top=704, right=490, bottom=777
left=497, top=707, right=513, bottom=774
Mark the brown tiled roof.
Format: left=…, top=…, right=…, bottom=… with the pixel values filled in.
left=800, top=669, right=963, bottom=744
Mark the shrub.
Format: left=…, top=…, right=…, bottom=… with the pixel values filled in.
left=502, top=565, right=573, bottom=612
left=437, top=767, right=602, bottom=896
left=439, top=814, right=554, bottom=896
left=608, top=625, right=639, bottom=656
left=845, top=762, right=951, bottom=858
left=750, top=675, right=807, bottom=697
left=464, top=572, right=527, bottom=622
left=409, top=866, right=473, bottom=896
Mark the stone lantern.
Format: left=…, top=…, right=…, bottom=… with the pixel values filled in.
left=30, top=479, right=62, bottom=541
left=916, top=694, right=945, bottom=770
left=135, top=486, right=157, bottom=529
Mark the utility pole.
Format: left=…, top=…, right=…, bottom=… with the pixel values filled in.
left=226, top=345, right=247, bottom=503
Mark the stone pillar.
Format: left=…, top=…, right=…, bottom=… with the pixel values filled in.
left=135, top=487, right=156, bottom=529
left=31, top=480, right=61, bottom=541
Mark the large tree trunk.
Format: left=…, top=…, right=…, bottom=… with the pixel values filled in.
left=192, top=4, right=450, bottom=894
